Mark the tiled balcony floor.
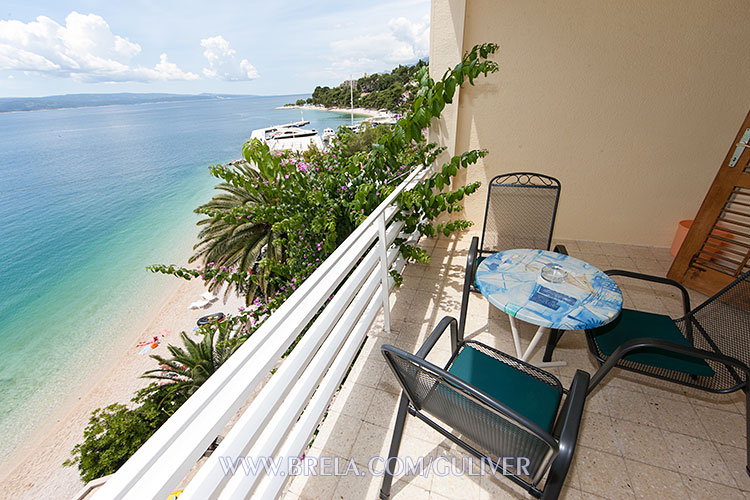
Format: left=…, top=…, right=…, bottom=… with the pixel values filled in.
left=283, top=234, right=749, bottom=500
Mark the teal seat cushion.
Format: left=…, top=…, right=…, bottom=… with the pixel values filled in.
left=472, top=256, right=486, bottom=288
left=591, top=309, right=715, bottom=377
left=447, top=345, right=561, bottom=431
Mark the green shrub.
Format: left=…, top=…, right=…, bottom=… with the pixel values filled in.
left=63, top=384, right=181, bottom=482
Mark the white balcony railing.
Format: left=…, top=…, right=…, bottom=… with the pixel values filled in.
left=92, top=164, right=430, bottom=500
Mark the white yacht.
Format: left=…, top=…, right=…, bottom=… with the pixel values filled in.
left=250, top=121, right=323, bottom=152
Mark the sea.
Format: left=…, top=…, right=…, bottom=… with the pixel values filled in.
left=0, top=95, right=357, bottom=460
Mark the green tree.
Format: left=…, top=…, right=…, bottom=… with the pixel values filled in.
left=150, top=43, right=499, bottom=315
left=64, top=319, right=241, bottom=481
left=310, top=60, right=427, bottom=112
left=63, top=383, right=179, bottom=482
left=189, top=161, right=273, bottom=301
left=142, top=318, right=241, bottom=402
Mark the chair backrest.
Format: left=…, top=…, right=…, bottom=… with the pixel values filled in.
left=381, top=345, right=558, bottom=486
left=480, top=172, right=561, bottom=255
left=684, top=270, right=750, bottom=389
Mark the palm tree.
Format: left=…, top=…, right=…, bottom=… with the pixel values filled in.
left=142, top=319, right=240, bottom=407
left=190, top=160, right=276, bottom=303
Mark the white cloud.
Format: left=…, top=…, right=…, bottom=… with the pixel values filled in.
left=327, top=15, right=429, bottom=77
left=0, top=12, right=198, bottom=82
left=388, top=16, right=429, bottom=57
left=201, top=36, right=259, bottom=81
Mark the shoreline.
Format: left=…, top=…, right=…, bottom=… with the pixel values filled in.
left=0, top=101, right=366, bottom=499
left=275, top=104, right=387, bottom=119
left=0, top=267, right=246, bottom=500
left=0, top=96, right=299, bottom=499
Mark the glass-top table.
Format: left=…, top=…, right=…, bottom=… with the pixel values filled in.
left=475, top=249, right=623, bottom=367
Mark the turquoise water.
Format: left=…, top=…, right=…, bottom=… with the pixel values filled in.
left=0, top=96, right=357, bottom=455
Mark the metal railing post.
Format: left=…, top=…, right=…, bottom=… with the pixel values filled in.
left=377, top=211, right=392, bottom=333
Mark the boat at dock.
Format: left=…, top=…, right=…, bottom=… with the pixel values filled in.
left=250, top=121, right=323, bottom=152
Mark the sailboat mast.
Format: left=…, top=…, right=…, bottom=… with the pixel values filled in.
left=350, top=74, right=354, bottom=127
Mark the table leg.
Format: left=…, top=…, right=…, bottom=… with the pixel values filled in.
left=533, top=359, right=567, bottom=368
left=524, top=326, right=567, bottom=367
left=506, top=316, right=568, bottom=367
left=521, top=326, right=548, bottom=361
left=507, top=314, right=524, bottom=359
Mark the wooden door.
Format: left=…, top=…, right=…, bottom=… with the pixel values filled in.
left=668, top=110, right=750, bottom=295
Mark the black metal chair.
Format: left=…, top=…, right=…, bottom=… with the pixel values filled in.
left=380, top=316, right=589, bottom=499
left=459, top=173, right=568, bottom=360
left=585, top=270, right=750, bottom=474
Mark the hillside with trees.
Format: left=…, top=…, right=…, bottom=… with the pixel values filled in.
left=304, top=60, right=427, bottom=113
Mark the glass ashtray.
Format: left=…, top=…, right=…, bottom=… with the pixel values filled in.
left=540, top=263, right=568, bottom=284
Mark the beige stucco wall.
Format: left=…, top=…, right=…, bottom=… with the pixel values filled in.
left=432, top=0, right=750, bottom=246
left=427, top=0, right=465, bottom=160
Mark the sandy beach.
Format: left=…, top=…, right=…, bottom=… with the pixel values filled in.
left=0, top=274, right=246, bottom=500
left=0, top=98, right=375, bottom=500
left=276, top=104, right=387, bottom=119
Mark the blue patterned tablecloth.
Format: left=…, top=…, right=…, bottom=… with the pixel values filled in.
left=476, top=249, right=623, bottom=330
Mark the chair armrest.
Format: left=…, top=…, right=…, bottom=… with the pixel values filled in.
left=605, top=269, right=691, bottom=315
left=552, top=244, right=568, bottom=255
left=381, top=340, right=559, bottom=451
left=415, top=316, right=459, bottom=359
left=458, top=236, right=479, bottom=341
left=543, top=370, right=589, bottom=500
left=588, top=337, right=750, bottom=393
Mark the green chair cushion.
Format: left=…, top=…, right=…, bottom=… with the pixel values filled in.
left=591, top=309, right=715, bottom=377
left=448, top=345, right=561, bottom=431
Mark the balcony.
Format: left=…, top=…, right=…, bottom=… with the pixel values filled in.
left=85, top=2, right=750, bottom=496
left=84, top=150, right=750, bottom=499
left=282, top=235, right=750, bottom=500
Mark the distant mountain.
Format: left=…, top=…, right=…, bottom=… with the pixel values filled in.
left=0, top=92, right=258, bottom=113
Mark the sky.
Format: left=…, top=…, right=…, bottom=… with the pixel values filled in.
left=0, top=0, right=430, bottom=97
